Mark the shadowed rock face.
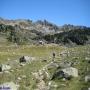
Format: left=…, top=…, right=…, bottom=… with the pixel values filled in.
left=51, top=70, right=64, bottom=80
left=19, top=56, right=26, bottom=63
left=19, top=56, right=34, bottom=63
left=0, top=65, right=2, bottom=72
left=51, top=70, right=72, bottom=80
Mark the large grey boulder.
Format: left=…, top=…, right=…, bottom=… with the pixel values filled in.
left=52, top=66, right=78, bottom=80
left=62, top=67, right=78, bottom=77
left=19, top=56, right=34, bottom=63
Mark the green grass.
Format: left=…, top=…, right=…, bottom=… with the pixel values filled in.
left=0, top=44, right=90, bottom=90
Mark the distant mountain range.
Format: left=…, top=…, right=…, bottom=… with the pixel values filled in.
left=0, top=17, right=90, bottom=45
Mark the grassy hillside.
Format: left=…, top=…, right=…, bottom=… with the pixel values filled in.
left=0, top=19, right=90, bottom=90
left=0, top=44, right=90, bottom=90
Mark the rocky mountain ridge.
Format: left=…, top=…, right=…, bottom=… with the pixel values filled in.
left=0, top=17, right=90, bottom=45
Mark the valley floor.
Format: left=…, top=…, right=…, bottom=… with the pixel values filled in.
left=0, top=44, right=90, bottom=90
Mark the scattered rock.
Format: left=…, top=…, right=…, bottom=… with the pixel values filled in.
left=21, top=75, right=26, bottom=79
left=60, top=84, right=66, bottom=87
left=10, top=69, right=14, bottom=72
left=12, top=52, right=16, bottom=55
left=7, top=58, right=10, bottom=61
left=62, top=78, right=66, bottom=81
left=17, top=77, right=22, bottom=81
left=48, top=81, right=58, bottom=89
left=85, top=57, right=90, bottom=61
left=32, top=70, right=49, bottom=90
left=85, top=75, right=90, bottom=82
left=0, top=64, right=11, bottom=72
left=4, top=71, right=10, bottom=74
left=85, top=57, right=90, bottom=63
left=32, top=69, right=50, bottom=81
left=37, top=80, right=48, bottom=90
left=47, top=62, right=59, bottom=69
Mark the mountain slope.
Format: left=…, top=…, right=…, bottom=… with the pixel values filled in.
left=0, top=18, right=90, bottom=45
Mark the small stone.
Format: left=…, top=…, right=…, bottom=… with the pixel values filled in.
left=85, top=75, right=90, bottom=82
left=10, top=69, right=14, bottom=72
left=21, top=75, right=26, bottom=79
left=17, top=77, right=21, bottom=81
left=20, top=63, right=26, bottom=66
left=7, top=58, right=10, bottom=61
left=62, top=78, right=66, bottom=81
left=4, top=71, right=10, bottom=74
